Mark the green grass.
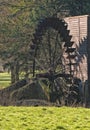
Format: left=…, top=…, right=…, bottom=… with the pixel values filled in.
left=0, top=106, right=90, bottom=130
left=0, top=72, right=11, bottom=89
left=0, top=72, right=24, bottom=89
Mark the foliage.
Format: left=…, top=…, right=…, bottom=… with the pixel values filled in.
left=0, top=0, right=35, bottom=83
left=0, top=106, right=90, bottom=130
left=66, top=0, right=90, bottom=16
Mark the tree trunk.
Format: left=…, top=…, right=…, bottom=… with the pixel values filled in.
left=10, top=60, right=20, bottom=84
left=15, top=60, right=19, bottom=82
left=11, top=64, right=15, bottom=84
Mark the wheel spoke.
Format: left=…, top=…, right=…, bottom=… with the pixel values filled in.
left=47, top=30, right=52, bottom=67
left=32, top=17, right=76, bottom=105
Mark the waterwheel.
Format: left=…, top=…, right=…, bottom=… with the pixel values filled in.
left=30, top=17, right=77, bottom=105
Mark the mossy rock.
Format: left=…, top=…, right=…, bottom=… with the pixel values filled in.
left=10, top=80, right=48, bottom=105
left=0, top=79, right=49, bottom=106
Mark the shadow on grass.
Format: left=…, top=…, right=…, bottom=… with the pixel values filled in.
left=56, top=126, right=67, bottom=130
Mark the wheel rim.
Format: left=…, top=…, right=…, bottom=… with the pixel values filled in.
left=31, top=17, right=76, bottom=104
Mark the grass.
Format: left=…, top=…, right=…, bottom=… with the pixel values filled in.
left=0, top=106, right=90, bottom=130
left=0, top=72, right=11, bottom=89
left=0, top=72, right=24, bottom=89
left=0, top=73, right=90, bottom=129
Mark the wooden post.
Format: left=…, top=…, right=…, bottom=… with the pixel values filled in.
left=86, top=15, right=90, bottom=107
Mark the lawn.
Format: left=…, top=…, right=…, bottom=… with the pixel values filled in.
left=0, top=72, right=11, bottom=89
left=0, top=106, right=90, bottom=130
left=0, top=72, right=24, bottom=89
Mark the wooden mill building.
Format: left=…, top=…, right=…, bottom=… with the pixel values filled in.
left=64, top=15, right=90, bottom=82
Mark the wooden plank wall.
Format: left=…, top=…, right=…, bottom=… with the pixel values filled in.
left=87, top=16, right=90, bottom=92
left=64, top=15, right=88, bottom=81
